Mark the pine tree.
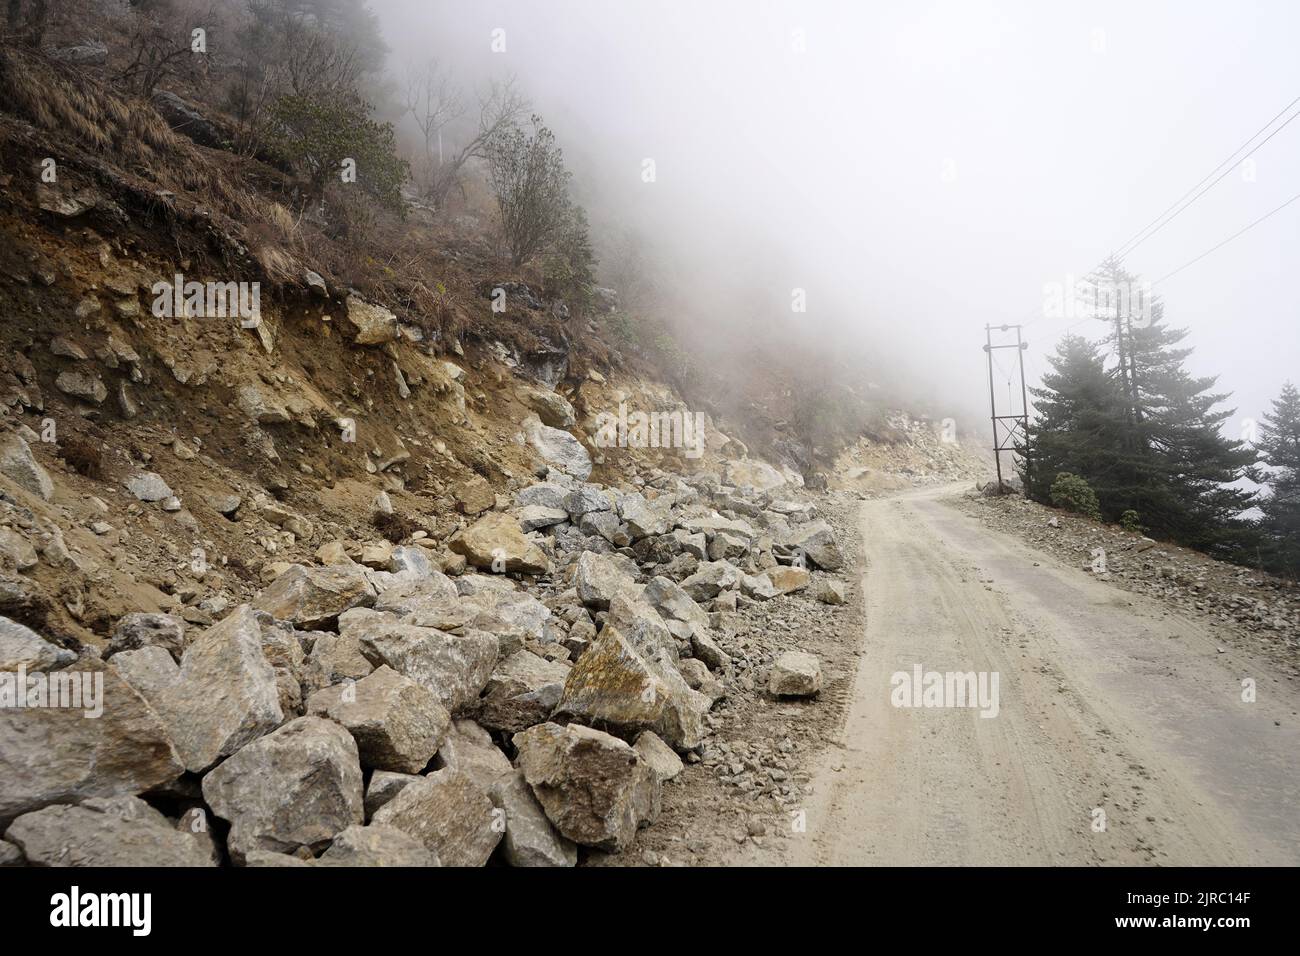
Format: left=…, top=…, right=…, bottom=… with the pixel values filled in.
left=1118, top=315, right=1256, bottom=555
left=1019, top=334, right=1127, bottom=505
left=1251, top=382, right=1300, bottom=575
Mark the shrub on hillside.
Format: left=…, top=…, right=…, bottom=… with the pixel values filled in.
left=267, top=90, right=408, bottom=212
left=1049, top=472, right=1101, bottom=521
left=1119, top=509, right=1144, bottom=534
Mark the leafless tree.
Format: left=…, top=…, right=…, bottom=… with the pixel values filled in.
left=423, top=75, right=529, bottom=210
left=404, top=59, right=465, bottom=200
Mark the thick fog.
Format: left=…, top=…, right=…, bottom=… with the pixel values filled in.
left=372, top=0, right=1300, bottom=439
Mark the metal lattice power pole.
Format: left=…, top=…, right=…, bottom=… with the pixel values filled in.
left=984, top=324, right=1031, bottom=494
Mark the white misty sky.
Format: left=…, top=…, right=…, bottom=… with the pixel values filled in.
left=374, top=0, right=1300, bottom=438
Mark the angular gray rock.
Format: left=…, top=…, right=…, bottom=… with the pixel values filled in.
left=769, top=650, right=822, bottom=697
left=306, top=665, right=450, bottom=773
left=513, top=722, right=660, bottom=852
left=781, top=520, right=844, bottom=571
left=353, top=618, right=498, bottom=713
left=0, top=615, right=75, bottom=670
left=319, top=824, right=439, bottom=867
left=108, top=645, right=179, bottom=705
left=4, top=796, right=216, bottom=867
left=573, top=550, right=636, bottom=611
left=371, top=768, right=502, bottom=866
left=0, top=432, right=53, bottom=500
left=527, top=420, right=592, bottom=481
left=364, top=770, right=421, bottom=818
left=634, top=730, right=684, bottom=782
left=0, top=657, right=183, bottom=824
left=476, top=649, right=569, bottom=733
left=489, top=770, right=577, bottom=867
left=107, top=612, right=186, bottom=661
left=252, top=563, right=377, bottom=629
left=555, top=625, right=709, bottom=752
left=154, top=605, right=284, bottom=773
left=202, top=716, right=364, bottom=864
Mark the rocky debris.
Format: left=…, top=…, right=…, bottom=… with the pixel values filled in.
left=520, top=386, right=577, bottom=429
left=556, top=624, right=709, bottom=751
left=769, top=651, right=822, bottom=697
left=514, top=722, right=660, bottom=852
left=814, top=579, right=847, bottom=605
left=370, top=768, right=502, bottom=866
left=300, top=632, right=374, bottom=697
left=634, top=730, right=684, bottom=782
left=343, top=295, right=399, bottom=345
left=448, top=512, right=550, bottom=575
left=349, top=616, right=497, bottom=713
left=0, top=615, right=75, bottom=670
left=106, top=612, right=186, bottom=661
left=109, top=646, right=179, bottom=704
left=237, top=385, right=291, bottom=424
left=364, top=770, right=420, bottom=818
left=318, top=824, right=438, bottom=866
left=0, top=433, right=53, bottom=500
left=4, top=796, right=216, bottom=867
left=432, top=717, right=514, bottom=786
left=152, top=90, right=228, bottom=148
left=516, top=504, right=569, bottom=532
left=124, top=471, right=173, bottom=502
left=574, top=550, right=636, bottom=610
left=681, top=561, right=742, bottom=602
left=765, top=566, right=811, bottom=595
left=202, top=716, right=364, bottom=864
left=526, top=418, right=592, bottom=480
left=516, top=482, right=570, bottom=512
left=55, top=370, right=107, bottom=404
left=453, top=475, right=496, bottom=515
left=0, top=658, right=183, bottom=824
left=154, top=605, right=283, bottom=773
left=489, top=770, right=577, bottom=867
left=779, top=520, right=845, bottom=571
left=476, top=649, right=570, bottom=733
left=723, top=459, right=789, bottom=493
left=306, top=665, right=450, bottom=773
left=252, top=563, right=376, bottom=629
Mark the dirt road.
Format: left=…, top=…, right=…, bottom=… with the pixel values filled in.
left=788, top=485, right=1300, bottom=866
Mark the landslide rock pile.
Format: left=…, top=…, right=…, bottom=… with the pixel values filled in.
left=0, top=464, right=847, bottom=866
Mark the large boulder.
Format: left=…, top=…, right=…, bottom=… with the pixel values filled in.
left=154, top=605, right=284, bottom=773
left=319, top=824, right=439, bottom=867
left=4, top=797, right=216, bottom=867
left=306, top=665, right=450, bottom=773
left=350, top=617, right=497, bottom=713
left=780, top=520, right=844, bottom=571
left=722, top=458, right=788, bottom=492
left=448, top=512, right=551, bottom=575
left=643, top=576, right=710, bottom=634
left=520, top=386, right=577, bottom=429
left=514, top=482, right=570, bottom=512
left=343, top=295, right=400, bottom=345
left=513, top=722, right=659, bottom=852
left=371, top=768, right=502, bottom=866
left=105, top=612, right=186, bottom=662
left=202, top=716, right=364, bottom=864
left=252, top=563, right=376, bottom=629
left=431, top=718, right=513, bottom=789
left=527, top=419, right=592, bottom=481
left=554, top=625, right=710, bottom=751
left=0, top=658, right=183, bottom=824
left=488, top=770, right=577, bottom=867
left=573, top=551, right=636, bottom=611
left=476, top=650, right=569, bottom=733
left=679, top=561, right=742, bottom=602
left=769, top=651, right=822, bottom=697
left=0, top=616, right=74, bottom=670
left=109, top=646, right=179, bottom=706
left=0, top=432, right=53, bottom=500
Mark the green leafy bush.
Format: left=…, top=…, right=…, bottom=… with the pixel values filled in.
left=1049, top=472, right=1101, bottom=521
left=268, top=90, right=408, bottom=212
left=1119, top=509, right=1144, bottom=533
